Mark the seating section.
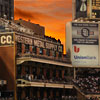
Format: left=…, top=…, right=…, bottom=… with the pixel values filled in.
left=86, top=97, right=100, bottom=100
left=17, top=64, right=73, bottom=84
left=17, top=87, right=77, bottom=100
left=73, top=69, right=100, bottom=100
left=73, top=76, right=100, bottom=94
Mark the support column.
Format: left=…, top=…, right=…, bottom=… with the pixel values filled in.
left=89, top=0, right=92, bottom=18
left=74, top=67, right=76, bottom=79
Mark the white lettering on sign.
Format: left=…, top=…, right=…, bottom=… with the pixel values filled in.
left=34, top=40, right=45, bottom=48
left=15, top=35, right=32, bottom=45
left=46, top=43, right=57, bottom=51
left=1, top=36, right=6, bottom=44
left=15, top=34, right=63, bottom=52
left=1, top=35, right=13, bottom=45
left=58, top=46, right=63, bottom=52
left=7, top=35, right=12, bottom=44
left=54, top=45, right=57, bottom=51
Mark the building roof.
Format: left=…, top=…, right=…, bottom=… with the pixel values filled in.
left=14, top=19, right=45, bottom=37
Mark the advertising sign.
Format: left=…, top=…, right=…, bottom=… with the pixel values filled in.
left=15, top=35, right=32, bottom=45
left=0, top=33, right=14, bottom=46
left=72, top=22, right=99, bottom=67
left=0, top=32, right=15, bottom=98
left=76, top=0, right=87, bottom=18
left=15, top=34, right=63, bottom=52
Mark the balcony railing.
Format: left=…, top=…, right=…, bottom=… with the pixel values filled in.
left=16, top=53, right=71, bottom=64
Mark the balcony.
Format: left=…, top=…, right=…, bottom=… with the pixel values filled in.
left=17, top=79, right=73, bottom=89
left=16, top=53, right=71, bottom=67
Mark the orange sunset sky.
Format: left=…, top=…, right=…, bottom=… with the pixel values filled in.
left=14, top=0, right=72, bottom=53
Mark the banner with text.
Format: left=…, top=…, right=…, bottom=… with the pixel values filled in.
left=0, top=32, right=14, bottom=46
left=15, top=34, right=63, bottom=52
left=72, top=22, right=99, bottom=67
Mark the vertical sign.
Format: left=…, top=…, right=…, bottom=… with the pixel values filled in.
left=76, top=0, right=87, bottom=19
left=72, top=22, right=99, bottom=67
left=0, top=32, right=15, bottom=98
left=0, top=33, right=14, bottom=46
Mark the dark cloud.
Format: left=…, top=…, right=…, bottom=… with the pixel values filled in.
left=14, top=8, right=55, bottom=21
left=15, top=8, right=34, bottom=19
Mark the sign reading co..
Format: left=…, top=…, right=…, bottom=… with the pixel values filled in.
left=0, top=33, right=14, bottom=46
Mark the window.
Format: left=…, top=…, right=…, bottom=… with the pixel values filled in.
left=0, top=0, right=3, bottom=4
left=17, top=65, right=22, bottom=79
left=17, top=65, right=22, bottom=74
left=25, top=44, right=30, bottom=53
left=9, top=11, right=12, bottom=20
left=46, top=49, right=50, bottom=56
left=40, top=48, right=43, bottom=55
left=5, top=0, right=9, bottom=2
left=25, top=88, right=30, bottom=97
left=5, top=5, right=8, bottom=16
left=52, top=51, right=56, bottom=57
left=32, top=46, right=37, bottom=54
left=17, top=42, right=22, bottom=54
left=25, top=66, right=30, bottom=74
left=0, top=5, right=3, bottom=17
left=58, top=52, right=62, bottom=58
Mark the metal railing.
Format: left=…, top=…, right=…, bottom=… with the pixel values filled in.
left=16, top=53, right=71, bottom=64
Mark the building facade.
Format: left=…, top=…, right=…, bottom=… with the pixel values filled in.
left=0, top=0, right=14, bottom=20
left=0, top=18, right=77, bottom=100
left=14, top=19, right=45, bottom=37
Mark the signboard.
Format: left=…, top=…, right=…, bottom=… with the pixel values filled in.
left=15, top=35, right=32, bottom=45
left=76, top=0, right=87, bottom=19
left=72, top=22, right=99, bottom=67
left=0, top=33, right=14, bottom=46
left=15, top=34, right=63, bottom=52
left=0, top=32, right=15, bottom=98
left=33, top=39, right=63, bottom=52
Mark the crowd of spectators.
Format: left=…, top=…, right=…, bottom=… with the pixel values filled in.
left=21, top=96, right=77, bottom=100
left=20, top=96, right=77, bottom=100
left=86, top=97, right=100, bottom=100
left=17, top=88, right=77, bottom=100
left=62, top=96, right=77, bottom=100
left=17, top=66, right=73, bottom=84
left=0, top=91, right=14, bottom=100
left=73, top=69, right=100, bottom=94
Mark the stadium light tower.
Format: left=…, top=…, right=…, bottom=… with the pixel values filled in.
left=72, top=0, right=100, bottom=20
left=72, top=0, right=88, bottom=20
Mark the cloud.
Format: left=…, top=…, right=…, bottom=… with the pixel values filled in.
left=14, top=0, right=72, bottom=53
left=15, top=8, right=33, bottom=19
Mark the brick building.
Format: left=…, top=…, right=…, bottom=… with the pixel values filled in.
left=14, top=19, right=45, bottom=37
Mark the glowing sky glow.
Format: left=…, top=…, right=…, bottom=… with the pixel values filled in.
left=14, top=0, right=72, bottom=53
